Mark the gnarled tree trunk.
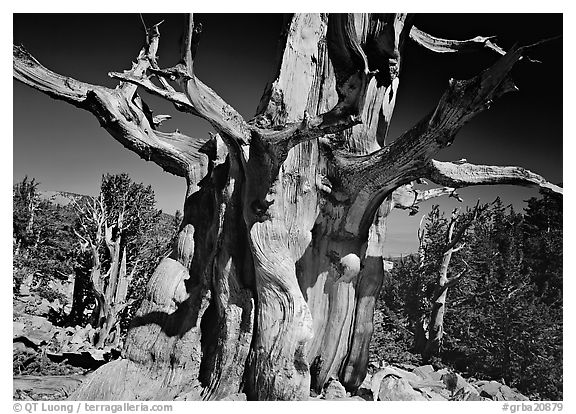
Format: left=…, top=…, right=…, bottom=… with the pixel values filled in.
left=13, top=13, right=561, bottom=400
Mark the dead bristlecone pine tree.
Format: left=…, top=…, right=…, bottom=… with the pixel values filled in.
left=72, top=194, right=138, bottom=350
left=13, top=14, right=562, bottom=401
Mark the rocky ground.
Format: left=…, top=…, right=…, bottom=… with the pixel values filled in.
left=13, top=274, right=115, bottom=400
left=313, top=363, right=529, bottom=401
left=13, top=270, right=529, bottom=401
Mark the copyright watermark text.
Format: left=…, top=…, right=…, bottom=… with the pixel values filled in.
left=502, top=403, right=563, bottom=413
left=13, top=403, right=173, bottom=414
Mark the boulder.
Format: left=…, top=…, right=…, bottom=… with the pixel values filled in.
left=324, top=379, right=347, bottom=400
left=13, top=321, right=26, bottom=338
left=476, top=381, right=528, bottom=401
left=13, top=300, right=28, bottom=314
left=455, top=374, right=480, bottom=397
left=413, top=365, right=435, bottom=379
left=500, top=384, right=529, bottom=401
left=465, top=392, right=484, bottom=401
left=371, top=365, right=422, bottom=397
left=378, top=377, right=426, bottom=401
left=418, top=386, right=448, bottom=401
left=70, top=326, right=88, bottom=344
left=14, top=315, right=54, bottom=346
left=478, top=380, right=503, bottom=400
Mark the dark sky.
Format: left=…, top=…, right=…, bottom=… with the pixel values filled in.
left=13, top=14, right=562, bottom=255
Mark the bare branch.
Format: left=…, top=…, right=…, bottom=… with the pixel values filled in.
left=13, top=46, right=89, bottom=105
left=163, top=14, right=251, bottom=144
left=446, top=266, right=469, bottom=289
left=13, top=45, right=206, bottom=178
left=338, top=44, right=530, bottom=193
left=116, top=21, right=163, bottom=98
left=335, top=43, right=560, bottom=235
left=424, top=159, right=563, bottom=195
left=109, top=71, right=196, bottom=114
left=409, top=26, right=506, bottom=56
left=417, top=215, right=426, bottom=268
left=451, top=243, right=466, bottom=253
left=392, top=183, right=461, bottom=215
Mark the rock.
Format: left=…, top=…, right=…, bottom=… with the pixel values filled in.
left=428, top=370, right=445, bottom=381
left=13, top=375, right=84, bottom=399
left=49, top=299, right=61, bottom=313
left=343, top=396, right=365, bottom=401
left=86, top=325, right=96, bottom=344
left=455, top=374, right=480, bottom=397
left=419, top=387, right=448, bottom=401
left=360, top=372, right=372, bottom=389
left=442, top=371, right=459, bottom=394
left=395, top=362, right=418, bottom=371
left=413, top=365, right=435, bottom=379
left=19, top=274, right=34, bottom=296
left=371, top=365, right=422, bottom=397
left=13, top=341, right=36, bottom=354
left=20, top=295, right=35, bottom=303
left=70, top=327, right=87, bottom=344
left=13, top=300, right=28, bottom=314
left=220, top=393, right=247, bottom=401
left=478, top=380, right=502, bottom=400
left=36, top=298, right=52, bottom=316
left=14, top=315, right=54, bottom=346
left=324, top=379, right=347, bottom=400
left=392, top=366, right=421, bottom=383
left=500, top=384, right=529, bottom=401
left=476, top=382, right=529, bottom=401
left=378, top=377, right=426, bottom=401
left=13, top=322, right=26, bottom=338
left=465, top=392, right=484, bottom=401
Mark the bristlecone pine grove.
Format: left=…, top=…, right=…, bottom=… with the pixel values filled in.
left=13, top=13, right=562, bottom=400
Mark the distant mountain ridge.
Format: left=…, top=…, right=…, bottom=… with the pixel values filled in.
left=37, top=190, right=90, bottom=207
left=37, top=190, right=176, bottom=223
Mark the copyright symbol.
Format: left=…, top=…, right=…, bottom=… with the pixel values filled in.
left=13, top=403, right=22, bottom=412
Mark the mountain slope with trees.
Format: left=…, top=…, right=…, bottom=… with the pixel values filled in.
left=371, top=191, right=562, bottom=400
left=13, top=174, right=180, bottom=381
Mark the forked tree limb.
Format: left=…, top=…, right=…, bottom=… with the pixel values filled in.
left=110, top=16, right=250, bottom=146
left=335, top=42, right=560, bottom=235
left=109, top=71, right=196, bottom=113
left=338, top=44, right=528, bottom=191
left=177, top=14, right=251, bottom=144
left=13, top=45, right=206, bottom=179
